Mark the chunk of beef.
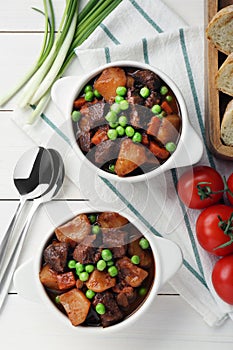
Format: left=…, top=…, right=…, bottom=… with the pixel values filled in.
left=126, top=75, right=135, bottom=88
left=130, top=104, right=153, bottom=129
left=94, top=67, right=126, bottom=102
left=92, top=291, right=123, bottom=327
left=43, top=242, right=68, bottom=273
left=94, top=139, right=119, bottom=165
left=39, top=264, right=59, bottom=290
left=156, top=114, right=181, bottom=145
left=127, top=88, right=144, bottom=105
left=115, top=139, right=147, bottom=177
left=116, top=257, right=148, bottom=287
left=79, top=101, right=105, bottom=132
left=131, top=70, right=162, bottom=90
left=59, top=288, right=91, bottom=326
left=73, top=235, right=101, bottom=264
left=57, top=271, right=76, bottom=291
left=77, top=131, right=91, bottom=153
left=128, top=238, right=153, bottom=268
left=145, top=91, right=161, bottom=108
left=55, top=214, right=91, bottom=245
left=97, top=212, right=128, bottom=229
left=102, top=229, right=128, bottom=258
left=86, top=270, right=116, bottom=292
left=113, top=282, right=135, bottom=308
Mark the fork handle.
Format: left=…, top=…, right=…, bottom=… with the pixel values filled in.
left=0, top=198, right=26, bottom=268
left=0, top=201, right=39, bottom=311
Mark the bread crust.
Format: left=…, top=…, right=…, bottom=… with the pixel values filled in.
left=206, top=5, right=233, bottom=55
left=215, top=52, right=233, bottom=96
left=221, top=99, right=233, bottom=146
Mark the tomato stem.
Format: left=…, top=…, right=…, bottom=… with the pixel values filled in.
left=197, top=176, right=233, bottom=200
left=214, top=213, right=233, bottom=250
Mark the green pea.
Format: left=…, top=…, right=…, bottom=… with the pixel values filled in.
left=107, top=129, right=118, bottom=140
left=108, top=266, right=118, bottom=277
left=160, top=85, right=168, bottom=95
left=75, top=262, right=84, bottom=274
left=97, top=260, right=107, bottom=271
left=110, top=103, right=122, bottom=114
left=85, top=91, right=94, bottom=102
left=101, top=249, right=113, bottom=262
left=119, top=99, right=129, bottom=110
left=84, top=85, right=93, bottom=93
left=86, top=289, right=95, bottom=299
left=157, top=111, right=167, bottom=119
left=108, top=164, right=115, bottom=173
left=165, top=142, right=177, bottom=153
left=132, top=132, right=142, bottom=143
left=85, top=264, right=95, bottom=273
left=92, top=225, right=100, bottom=235
left=55, top=295, right=60, bottom=304
left=95, top=303, right=106, bottom=315
left=88, top=214, right=96, bottom=224
left=131, top=255, right=140, bottom=265
left=116, top=125, right=125, bottom=136
left=109, top=121, right=119, bottom=129
left=94, top=89, right=102, bottom=98
left=116, top=86, right=127, bottom=96
left=166, top=95, right=173, bottom=102
left=68, top=260, right=76, bottom=269
left=107, top=260, right=114, bottom=267
left=138, top=287, right=147, bottom=296
left=118, top=115, right=128, bottom=127
left=71, top=110, right=81, bottom=122
left=125, top=126, right=135, bottom=137
left=151, top=104, right=161, bottom=114
left=79, top=271, right=89, bottom=282
left=105, top=111, right=117, bottom=123
left=139, top=238, right=150, bottom=250
left=140, top=86, right=150, bottom=98
left=115, top=95, right=124, bottom=103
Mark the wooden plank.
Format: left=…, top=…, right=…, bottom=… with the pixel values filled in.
left=206, top=0, right=233, bottom=160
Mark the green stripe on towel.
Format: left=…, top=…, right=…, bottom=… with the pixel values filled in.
left=179, top=28, right=215, bottom=169
left=142, top=38, right=149, bottom=64
left=100, top=23, right=120, bottom=45
left=129, top=0, right=163, bottom=33
left=104, top=47, right=111, bottom=63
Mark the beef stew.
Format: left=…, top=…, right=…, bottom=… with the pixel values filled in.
left=72, top=66, right=182, bottom=177
left=39, top=212, right=155, bottom=328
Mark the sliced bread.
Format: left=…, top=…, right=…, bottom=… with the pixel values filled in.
left=221, top=99, right=233, bottom=146
left=216, top=53, right=233, bottom=96
left=206, top=5, right=233, bottom=55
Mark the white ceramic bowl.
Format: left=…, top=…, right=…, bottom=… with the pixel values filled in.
left=14, top=207, right=183, bottom=333
left=51, top=61, right=203, bottom=183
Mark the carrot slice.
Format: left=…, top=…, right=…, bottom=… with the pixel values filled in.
left=73, top=96, right=86, bottom=109
left=91, top=129, right=108, bottom=145
left=161, top=100, right=173, bottom=114
left=149, top=141, right=170, bottom=159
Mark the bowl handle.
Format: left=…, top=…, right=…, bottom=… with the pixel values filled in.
left=170, top=125, right=203, bottom=169
left=152, top=236, right=183, bottom=289
left=51, top=75, right=84, bottom=117
left=13, top=259, right=40, bottom=303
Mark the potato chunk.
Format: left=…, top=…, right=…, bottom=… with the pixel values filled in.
left=59, top=289, right=91, bottom=326
left=55, top=214, right=91, bottom=244
left=115, top=139, right=147, bottom=177
left=86, top=270, right=116, bottom=292
left=39, top=264, right=59, bottom=290
left=57, top=272, right=76, bottom=291
left=97, top=212, right=128, bottom=228
left=157, top=114, right=180, bottom=145
left=94, top=67, right=126, bottom=102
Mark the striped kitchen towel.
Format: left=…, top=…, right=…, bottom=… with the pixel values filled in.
left=12, top=0, right=233, bottom=326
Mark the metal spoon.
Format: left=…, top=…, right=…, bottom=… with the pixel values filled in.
left=0, top=147, right=54, bottom=268
left=0, top=148, right=65, bottom=310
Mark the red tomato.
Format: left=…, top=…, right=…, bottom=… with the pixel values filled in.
left=196, top=204, right=233, bottom=256
left=177, top=166, right=224, bottom=209
left=212, top=255, right=233, bottom=304
left=227, top=173, right=233, bottom=205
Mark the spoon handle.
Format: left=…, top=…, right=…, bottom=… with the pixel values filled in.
left=0, top=198, right=27, bottom=268
left=0, top=200, right=40, bottom=311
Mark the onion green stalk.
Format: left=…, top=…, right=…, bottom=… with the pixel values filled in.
left=0, top=0, right=123, bottom=123
left=0, top=0, right=55, bottom=107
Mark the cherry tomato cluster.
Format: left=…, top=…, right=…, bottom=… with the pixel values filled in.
left=177, top=166, right=233, bottom=305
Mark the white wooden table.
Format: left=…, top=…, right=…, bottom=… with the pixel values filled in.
left=1, top=1, right=233, bottom=349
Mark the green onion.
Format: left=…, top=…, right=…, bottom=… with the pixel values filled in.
left=0, top=0, right=123, bottom=123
